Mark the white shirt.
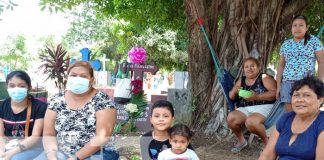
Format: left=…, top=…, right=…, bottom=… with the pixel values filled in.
left=158, top=148, right=199, bottom=160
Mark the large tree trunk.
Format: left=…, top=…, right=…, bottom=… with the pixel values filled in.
left=184, top=0, right=309, bottom=138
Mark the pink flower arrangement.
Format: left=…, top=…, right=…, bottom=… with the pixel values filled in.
left=128, top=47, right=147, bottom=64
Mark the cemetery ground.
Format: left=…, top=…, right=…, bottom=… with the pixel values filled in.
left=116, top=131, right=261, bottom=160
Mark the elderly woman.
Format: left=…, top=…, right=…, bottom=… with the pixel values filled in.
left=227, top=57, right=277, bottom=153
left=259, top=75, right=324, bottom=160
left=35, top=61, right=119, bottom=160
left=0, top=70, right=47, bottom=160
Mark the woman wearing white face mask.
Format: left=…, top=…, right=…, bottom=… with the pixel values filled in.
left=35, top=61, right=119, bottom=160
left=0, top=70, right=47, bottom=160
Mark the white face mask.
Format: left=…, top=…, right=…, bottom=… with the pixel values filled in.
left=66, top=76, right=90, bottom=94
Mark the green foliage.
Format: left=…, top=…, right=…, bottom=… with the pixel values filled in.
left=129, top=92, right=147, bottom=119
left=269, top=0, right=324, bottom=67
left=129, top=155, right=141, bottom=160
left=39, top=0, right=188, bottom=71
left=38, top=44, right=70, bottom=94
left=0, top=35, right=29, bottom=70
left=0, top=0, right=18, bottom=19
left=304, top=0, right=324, bottom=42
left=122, top=91, right=148, bottom=133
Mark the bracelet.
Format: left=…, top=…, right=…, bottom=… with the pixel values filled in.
left=18, top=143, right=26, bottom=151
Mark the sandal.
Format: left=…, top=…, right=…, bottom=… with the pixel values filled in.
left=231, top=140, right=248, bottom=153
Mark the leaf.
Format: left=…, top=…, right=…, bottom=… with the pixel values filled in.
left=9, top=0, right=18, bottom=6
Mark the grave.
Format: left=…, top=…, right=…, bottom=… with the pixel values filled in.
left=116, top=61, right=160, bottom=131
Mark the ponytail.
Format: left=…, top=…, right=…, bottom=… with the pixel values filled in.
left=304, top=31, right=310, bottom=46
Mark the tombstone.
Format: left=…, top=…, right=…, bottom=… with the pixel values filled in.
left=0, top=82, right=9, bottom=101
left=96, top=71, right=108, bottom=86
left=174, top=71, right=188, bottom=89
left=168, top=88, right=191, bottom=124
left=116, top=103, right=152, bottom=132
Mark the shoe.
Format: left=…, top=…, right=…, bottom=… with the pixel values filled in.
left=231, top=140, right=248, bottom=153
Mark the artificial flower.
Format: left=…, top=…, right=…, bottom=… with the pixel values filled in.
left=128, top=47, right=147, bottom=64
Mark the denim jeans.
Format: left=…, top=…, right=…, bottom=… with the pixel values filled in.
left=34, top=149, right=119, bottom=160
left=11, top=146, right=43, bottom=160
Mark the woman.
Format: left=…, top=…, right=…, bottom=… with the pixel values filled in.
left=259, top=75, right=324, bottom=160
left=35, top=61, right=119, bottom=160
left=0, top=70, right=47, bottom=160
left=227, top=57, right=277, bottom=153
left=276, top=15, right=324, bottom=111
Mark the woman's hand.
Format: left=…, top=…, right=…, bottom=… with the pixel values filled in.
left=276, top=88, right=280, bottom=100
left=0, top=150, right=15, bottom=160
left=244, top=91, right=259, bottom=102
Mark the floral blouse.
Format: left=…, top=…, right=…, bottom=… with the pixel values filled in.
left=280, top=35, right=323, bottom=81
left=48, top=91, right=116, bottom=156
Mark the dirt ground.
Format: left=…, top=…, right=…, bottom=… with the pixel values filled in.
left=116, top=132, right=261, bottom=160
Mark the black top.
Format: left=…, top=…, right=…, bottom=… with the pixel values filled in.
left=140, top=131, right=193, bottom=160
left=0, top=97, right=47, bottom=137
left=238, top=73, right=275, bottom=107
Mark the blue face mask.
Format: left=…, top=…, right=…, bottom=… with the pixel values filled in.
left=7, top=87, right=28, bottom=103
left=66, top=76, right=90, bottom=94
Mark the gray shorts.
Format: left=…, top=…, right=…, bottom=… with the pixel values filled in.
left=280, top=81, right=294, bottom=103
left=236, top=104, right=274, bottom=118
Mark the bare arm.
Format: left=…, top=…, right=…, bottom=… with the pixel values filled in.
left=315, top=50, right=324, bottom=81
left=5, top=119, right=44, bottom=156
left=258, top=127, right=279, bottom=160
left=229, top=79, right=241, bottom=100
left=316, top=131, right=324, bottom=160
left=276, top=56, right=285, bottom=99
left=0, top=119, right=5, bottom=153
left=43, top=109, right=58, bottom=160
left=74, top=108, right=117, bottom=159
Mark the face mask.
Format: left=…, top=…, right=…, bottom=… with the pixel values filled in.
left=7, top=87, right=28, bottom=103
left=66, top=76, right=90, bottom=94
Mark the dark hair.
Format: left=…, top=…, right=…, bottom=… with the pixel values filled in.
left=150, top=100, right=174, bottom=117
left=243, top=57, right=260, bottom=67
left=169, top=124, right=194, bottom=140
left=6, top=70, right=32, bottom=89
left=290, top=75, right=324, bottom=98
left=67, top=61, right=94, bottom=78
left=292, top=15, right=310, bottom=46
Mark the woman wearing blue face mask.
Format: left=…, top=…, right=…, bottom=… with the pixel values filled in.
left=35, top=61, right=119, bottom=160
left=0, top=70, right=47, bottom=160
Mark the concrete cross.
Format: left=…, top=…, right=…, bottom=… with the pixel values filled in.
left=70, top=48, right=102, bottom=71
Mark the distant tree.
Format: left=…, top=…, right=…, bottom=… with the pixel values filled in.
left=41, top=1, right=188, bottom=71
left=0, top=35, right=29, bottom=70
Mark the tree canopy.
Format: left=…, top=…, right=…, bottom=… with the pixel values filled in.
left=0, top=35, right=29, bottom=70
left=40, top=0, right=188, bottom=71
